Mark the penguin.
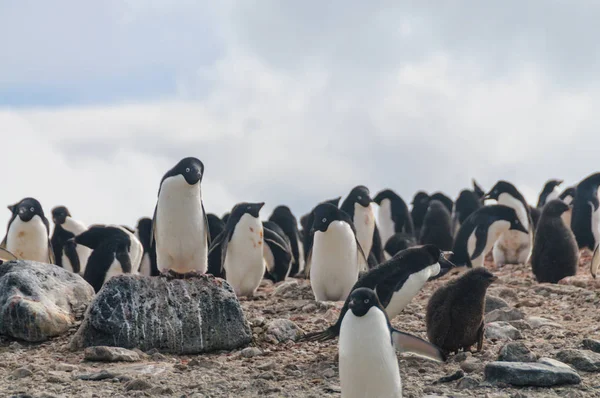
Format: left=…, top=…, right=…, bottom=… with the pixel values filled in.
left=301, top=245, right=455, bottom=342
left=206, top=213, right=226, bottom=278
left=221, top=212, right=230, bottom=224
left=452, top=189, right=483, bottom=235
left=571, top=172, right=600, bottom=250
left=339, top=287, right=446, bottom=398
left=306, top=203, right=366, bottom=301
left=484, top=181, right=533, bottom=266
left=1, top=198, right=54, bottom=264
left=135, top=217, right=157, bottom=276
left=383, top=232, right=417, bottom=259
left=373, top=189, right=414, bottom=248
left=529, top=206, right=542, bottom=230
left=301, top=196, right=342, bottom=264
left=450, top=205, right=528, bottom=268
left=430, top=192, right=454, bottom=214
left=76, top=224, right=143, bottom=293
left=208, top=202, right=265, bottom=297
left=411, top=191, right=430, bottom=237
left=426, top=267, right=498, bottom=354
left=531, top=200, right=579, bottom=283
left=559, top=187, right=576, bottom=229
left=151, top=157, right=211, bottom=276
left=537, top=179, right=563, bottom=208
left=50, top=206, right=91, bottom=275
left=262, top=221, right=293, bottom=283
left=268, top=205, right=304, bottom=277
left=419, top=200, right=454, bottom=251
left=472, top=179, right=486, bottom=199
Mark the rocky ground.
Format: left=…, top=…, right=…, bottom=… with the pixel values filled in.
left=1, top=253, right=600, bottom=398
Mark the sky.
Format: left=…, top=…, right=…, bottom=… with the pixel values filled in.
left=1, top=1, right=600, bottom=232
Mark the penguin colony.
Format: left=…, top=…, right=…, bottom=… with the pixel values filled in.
left=2, top=158, right=599, bottom=397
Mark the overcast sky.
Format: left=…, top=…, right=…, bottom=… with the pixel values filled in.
left=1, top=1, right=600, bottom=232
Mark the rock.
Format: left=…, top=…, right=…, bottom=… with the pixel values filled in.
left=241, top=347, right=263, bottom=358
left=484, top=362, right=581, bottom=386
left=460, top=358, right=484, bottom=373
left=256, top=361, right=276, bottom=371
left=302, top=303, right=317, bottom=313
left=75, top=370, right=120, bottom=381
left=272, top=281, right=299, bottom=297
left=507, top=320, right=532, bottom=331
left=124, top=379, right=153, bottom=391
left=11, top=367, right=33, bottom=379
left=265, top=319, right=303, bottom=343
left=70, top=274, right=251, bottom=354
left=582, top=338, right=600, bottom=353
left=538, top=358, right=574, bottom=371
left=498, top=342, right=537, bottom=362
left=556, top=349, right=600, bottom=372
left=0, top=260, right=94, bottom=342
left=322, top=368, right=336, bottom=378
left=485, top=322, right=523, bottom=341
left=434, top=370, right=465, bottom=384
left=457, top=376, right=480, bottom=389
left=485, top=296, right=510, bottom=313
left=526, top=316, right=563, bottom=328
left=84, top=346, right=141, bottom=362
left=452, top=352, right=472, bottom=362
left=485, top=308, right=525, bottom=323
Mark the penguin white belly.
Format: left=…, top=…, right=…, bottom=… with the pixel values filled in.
left=384, top=252, right=392, bottom=260
left=382, top=264, right=438, bottom=319
left=546, top=188, right=561, bottom=203
left=494, top=194, right=531, bottom=265
left=138, top=253, right=151, bottom=275
left=477, top=220, right=511, bottom=267
left=155, top=177, right=207, bottom=274
left=224, top=215, right=265, bottom=297
left=105, top=256, right=136, bottom=284
left=7, top=216, right=49, bottom=263
left=263, top=243, right=275, bottom=273
left=354, top=203, right=375, bottom=256
left=62, top=217, right=87, bottom=235
left=296, top=238, right=305, bottom=274
left=339, top=308, right=402, bottom=398
left=61, top=245, right=92, bottom=275
left=467, top=229, right=480, bottom=267
left=561, top=209, right=572, bottom=230
left=124, top=229, right=144, bottom=273
left=310, top=222, right=359, bottom=302
left=377, top=199, right=395, bottom=246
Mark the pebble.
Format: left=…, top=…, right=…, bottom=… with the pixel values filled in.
left=256, top=361, right=276, bottom=371
left=84, top=346, right=141, bottom=362
left=124, top=379, right=153, bottom=391
left=556, top=349, right=600, bottom=372
left=485, top=308, right=525, bottom=323
left=12, top=367, right=34, bottom=379
left=75, top=370, right=119, bottom=381
left=322, top=368, right=336, bottom=378
left=485, top=296, right=509, bottom=313
left=485, top=322, right=523, bottom=341
left=54, top=363, right=78, bottom=372
left=460, top=358, right=484, bottom=373
left=266, top=319, right=303, bottom=343
left=151, top=352, right=167, bottom=361
left=452, top=352, right=472, bottom=362
left=434, top=370, right=464, bottom=384
left=302, top=304, right=317, bottom=313
left=484, top=361, right=581, bottom=386
left=526, top=316, right=563, bottom=328
left=241, top=347, right=263, bottom=358
left=457, top=376, right=480, bottom=389
left=497, top=342, right=537, bottom=362
left=582, top=338, right=600, bottom=353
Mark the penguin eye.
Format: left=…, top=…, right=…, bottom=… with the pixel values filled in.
left=322, top=218, right=327, bottom=223
left=247, top=206, right=251, bottom=210
left=364, top=299, right=369, bottom=304
left=186, top=168, right=191, bottom=173
left=30, top=207, right=34, bottom=212
left=357, top=195, right=362, bottom=200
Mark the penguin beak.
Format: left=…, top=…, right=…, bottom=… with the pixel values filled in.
left=490, top=275, right=499, bottom=283
left=348, top=299, right=355, bottom=309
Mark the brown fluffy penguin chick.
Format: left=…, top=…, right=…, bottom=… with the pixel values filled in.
left=531, top=199, right=579, bottom=283
left=426, top=268, right=498, bottom=355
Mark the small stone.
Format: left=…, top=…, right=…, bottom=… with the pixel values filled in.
left=252, top=327, right=263, bottom=334
left=265, top=319, right=303, bottom=343
left=256, top=361, right=276, bottom=371
left=241, top=347, right=263, bottom=358
left=452, top=352, right=472, bottom=362
left=174, top=364, right=187, bottom=371
left=485, top=322, right=523, bottom=341
left=302, top=304, right=317, bottom=313
left=485, top=296, right=509, bottom=313
left=485, top=308, right=525, bottom=323
left=151, top=387, right=175, bottom=395
left=250, top=317, right=266, bottom=326
left=55, top=363, right=78, bottom=372
left=12, top=367, right=33, bottom=379
left=484, top=362, right=581, bottom=386
left=75, top=370, right=119, bottom=381
left=124, top=379, right=153, bottom=391
left=323, top=368, right=336, bottom=378
left=507, top=320, right=532, bottom=331
left=497, top=288, right=518, bottom=300
left=259, top=371, right=275, bottom=380
left=556, top=349, right=600, bottom=372
left=151, top=352, right=167, bottom=361
left=582, top=339, right=600, bottom=353
left=434, top=370, right=465, bottom=384
left=526, top=317, right=563, bottom=328
left=272, top=281, right=299, bottom=297
left=498, top=342, right=537, bottom=362
left=457, top=376, right=480, bottom=389
left=84, top=346, right=141, bottom=362
left=460, top=358, right=484, bottom=373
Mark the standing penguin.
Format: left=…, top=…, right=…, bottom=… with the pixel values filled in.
left=135, top=217, right=157, bottom=276
left=383, top=233, right=417, bottom=259
left=269, top=205, right=304, bottom=277
left=411, top=191, right=430, bottom=237
left=373, top=189, right=414, bottom=248
left=340, top=186, right=382, bottom=267
left=571, top=172, right=600, bottom=250
left=306, top=203, right=366, bottom=301
left=208, top=202, right=265, bottom=297
left=452, top=189, right=483, bottom=235
left=430, top=192, right=454, bottom=214
left=262, top=221, right=293, bottom=283
left=151, top=157, right=210, bottom=276
left=77, top=225, right=143, bottom=292
left=559, top=187, right=576, bottom=228
left=419, top=200, right=454, bottom=251
left=339, top=287, right=446, bottom=398
left=206, top=213, right=226, bottom=277
left=485, top=181, right=533, bottom=266
left=537, top=179, right=563, bottom=208
left=531, top=200, right=579, bottom=283
left=426, top=268, right=498, bottom=354
left=451, top=205, right=528, bottom=268
left=50, top=206, right=91, bottom=275
left=1, top=198, right=53, bottom=264
left=302, top=196, right=342, bottom=264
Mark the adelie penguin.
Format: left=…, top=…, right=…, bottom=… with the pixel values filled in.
left=571, top=172, right=600, bottom=250
left=531, top=200, right=579, bottom=283
left=411, top=191, right=430, bottom=237
left=269, top=205, right=304, bottom=277
left=151, top=157, right=211, bottom=276
left=559, top=187, right=576, bottom=230
left=373, top=189, right=414, bottom=249
left=340, top=186, right=383, bottom=268
left=306, top=203, right=366, bottom=302
left=262, top=221, right=293, bottom=283
left=537, top=179, right=563, bottom=208
left=135, top=217, right=157, bottom=276
left=339, top=288, right=446, bottom=398
left=208, top=202, right=265, bottom=297
left=450, top=205, right=528, bottom=268
left=1, top=198, right=53, bottom=264
left=484, top=181, right=533, bottom=266
left=301, top=196, right=341, bottom=266
left=301, top=245, right=455, bottom=342
left=76, top=224, right=143, bottom=292
left=383, top=232, right=416, bottom=258
left=50, top=206, right=91, bottom=275
left=430, top=192, right=454, bottom=214
left=206, top=213, right=226, bottom=278
left=452, top=183, right=484, bottom=235
left=419, top=200, right=454, bottom=251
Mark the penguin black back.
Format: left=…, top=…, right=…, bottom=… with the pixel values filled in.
left=430, top=192, right=454, bottom=213
left=302, top=196, right=342, bottom=262
left=411, top=191, right=430, bottom=236
left=373, top=189, right=414, bottom=236
left=571, top=173, right=600, bottom=250
left=531, top=200, right=579, bottom=283
left=262, top=220, right=293, bottom=283
left=50, top=206, right=73, bottom=268
left=454, top=189, right=483, bottom=225
left=537, top=179, right=563, bottom=208
left=269, top=205, right=303, bottom=277
left=206, top=213, right=226, bottom=277
left=383, top=233, right=416, bottom=258
left=136, top=217, right=158, bottom=276
left=419, top=200, right=454, bottom=251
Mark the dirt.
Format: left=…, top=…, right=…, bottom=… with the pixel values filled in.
left=1, top=253, right=600, bottom=398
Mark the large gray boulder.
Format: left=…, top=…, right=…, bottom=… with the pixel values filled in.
left=0, top=260, right=95, bottom=342
left=70, top=274, right=252, bottom=354
left=484, top=361, right=581, bottom=386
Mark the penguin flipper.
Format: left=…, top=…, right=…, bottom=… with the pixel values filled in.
left=63, top=239, right=81, bottom=274
left=377, top=273, right=410, bottom=309
left=202, top=202, right=211, bottom=247
left=0, top=234, right=7, bottom=249
left=150, top=204, right=158, bottom=248
left=263, top=226, right=291, bottom=253
left=0, top=247, right=18, bottom=261
left=47, top=240, right=55, bottom=264
left=591, top=243, right=600, bottom=278
left=75, top=225, right=112, bottom=250
left=391, top=329, right=447, bottom=362
left=470, top=226, right=489, bottom=261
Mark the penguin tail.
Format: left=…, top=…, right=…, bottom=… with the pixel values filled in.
left=297, top=327, right=337, bottom=343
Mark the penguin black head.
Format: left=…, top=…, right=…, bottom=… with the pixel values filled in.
left=419, top=244, right=457, bottom=279
left=271, top=205, right=293, bottom=217
left=559, top=187, right=576, bottom=202
left=312, top=203, right=346, bottom=233
left=9, top=198, right=45, bottom=223
left=472, top=179, right=485, bottom=199
left=543, top=199, right=571, bottom=217
left=373, top=189, right=398, bottom=205
left=230, top=202, right=265, bottom=220
left=345, top=185, right=372, bottom=207
left=430, top=193, right=453, bottom=212
left=496, top=206, right=528, bottom=234
left=484, top=181, right=522, bottom=202
left=542, top=179, right=563, bottom=192
left=460, top=267, right=498, bottom=287
left=412, top=191, right=430, bottom=206
left=51, top=206, right=71, bottom=225
left=222, top=212, right=231, bottom=224
left=136, top=217, right=152, bottom=233
left=427, top=200, right=447, bottom=213
left=168, top=157, right=204, bottom=186
left=347, top=287, right=383, bottom=317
